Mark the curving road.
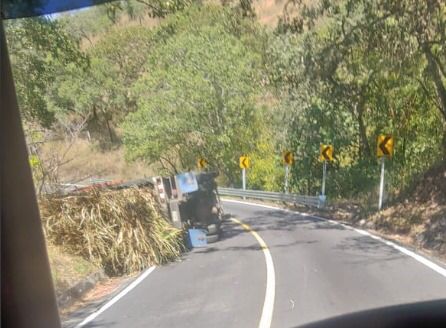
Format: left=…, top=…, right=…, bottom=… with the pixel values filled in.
left=72, top=200, right=446, bottom=328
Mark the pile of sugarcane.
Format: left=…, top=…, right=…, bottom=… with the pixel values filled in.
left=40, top=187, right=184, bottom=276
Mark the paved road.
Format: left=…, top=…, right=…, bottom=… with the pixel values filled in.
left=77, top=200, right=446, bottom=328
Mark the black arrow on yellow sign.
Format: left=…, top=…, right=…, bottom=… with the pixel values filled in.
left=197, top=158, right=208, bottom=169
left=377, top=135, right=394, bottom=158
left=320, top=144, right=333, bottom=161
left=284, top=151, right=294, bottom=165
left=241, top=157, right=249, bottom=168
left=239, top=156, right=250, bottom=169
left=322, top=147, right=330, bottom=160
left=379, top=136, right=392, bottom=156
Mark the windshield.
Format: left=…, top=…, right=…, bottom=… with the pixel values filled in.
left=3, top=0, right=446, bottom=327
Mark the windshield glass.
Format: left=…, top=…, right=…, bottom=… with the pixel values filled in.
left=3, top=0, right=446, bottom=327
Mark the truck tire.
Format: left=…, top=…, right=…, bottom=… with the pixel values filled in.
left=207, top=234, right=219, bottom=243
left=207, top=224, right=219, bottom=235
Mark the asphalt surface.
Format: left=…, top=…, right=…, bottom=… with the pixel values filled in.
left=76, top=200, right=446, bottom=328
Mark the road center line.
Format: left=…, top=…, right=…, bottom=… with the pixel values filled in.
left=75, top=266, right=156, bottom=328
left=231, top=217, right=276, bottom=328
left=223, top=199, right=446, bottom=279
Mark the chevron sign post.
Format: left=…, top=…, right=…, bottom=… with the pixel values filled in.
left=319, top=144, right=333, bottom=198
left=283, top=151, right=294, bottom=194
left=239, top=156, right=250, bottom=197
left=377, top=135, right=394, bottom=210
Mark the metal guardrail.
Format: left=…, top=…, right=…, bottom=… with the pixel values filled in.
left=217, top=187, right=323, bottom=207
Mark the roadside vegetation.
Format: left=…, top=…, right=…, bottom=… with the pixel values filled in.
left=5, top=0, right=445, bottom=194
left=4, top=0, right=446, bottom=296
left=47, top=244, right=99, bottom=294
left=40, top=187, right=184, bottom=276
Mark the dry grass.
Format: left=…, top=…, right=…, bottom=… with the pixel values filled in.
left=80, top=14, right=161, bottom=50
left=302, top=162, right=446, bottom=256
left=40, top=187, right=184, bottom=276
left=254, top=0, right=287, bottom=26
left=47, top=244, right=99, bottom=294
left=254, top=0, right=321, bottom=27
left=368, top=163, right=446, bottom=242
left=40, top=139, right=155, bottom=183
left=59, top=275, right=129, bottom=317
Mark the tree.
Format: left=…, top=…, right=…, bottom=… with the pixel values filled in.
left=122, top=6, right=265, bottom=182
left=279, top=0, right=446, bottom=154
left=105, top=0, right=198, bottom=21
left=268, top=0, right=446, bottom=196
left=49, top=25, right=154, bottom=145
left=49, top=57, right=120, bottom=144
left=58, top=4, right=115, bottom=45
left=5, top=17, right=86, bottom=128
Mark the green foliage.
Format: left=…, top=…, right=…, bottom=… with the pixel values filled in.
left=29, top=154, right=43, bottom=186
left=122, top=6, right=267, bottom=182
left=107, top=0, right=198, bottom=21
left=58, top=4, right=114, bottom=42
left=268, top=0, right=446, bottom=198
left=48, top=25, right=155, bottom=146
left=7, top=0, right=445, bottom=197
left=58, top=0, right=196, bottom=41
left=5, top=17, right=86, bottom=128
left=248, top=130, right=284, bottom=191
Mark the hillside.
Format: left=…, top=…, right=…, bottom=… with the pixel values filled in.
left=9, top=0, right=445, bottom=199
left=370, top=162, right=446, bottom=254
left=46, top=0, right=289, bottom=184
left=254, top=0, right=287, bottom=26
left=39, top=139, right=156, bottom=184
left=301, top=161, right=446, bottom=260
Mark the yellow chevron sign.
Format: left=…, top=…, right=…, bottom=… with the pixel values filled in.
left=283, top=151, right=294, bottom=165
left=319, top=144, right=334, bottom=161
left=377, top=135, right=394, bottom=158
left=197, top=158, right=208, bottom=169
left=239, top=156, right=250, bottom=169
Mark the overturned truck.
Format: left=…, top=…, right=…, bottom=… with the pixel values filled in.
left=152, top=171, right=223, bottom=243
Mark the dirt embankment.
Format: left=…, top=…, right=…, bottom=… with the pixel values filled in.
left=305, top=162, right=446, bottom=258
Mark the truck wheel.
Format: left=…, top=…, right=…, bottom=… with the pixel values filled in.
left=207, top=234, right=219, bottom=243
left=207, top=224, right=219, bottom=235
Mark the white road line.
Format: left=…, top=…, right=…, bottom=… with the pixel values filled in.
left=75, top=266, right=156, bottom=328
left=231, top=218, right=276, bottom=328
left=223, top=199, right=446, bottom=279
left=351, top=227, right=446, bottom=278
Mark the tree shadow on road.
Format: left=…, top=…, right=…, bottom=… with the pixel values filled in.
left=235, top=210, right=347, bottom=233
left=333, top=235, right=404, bottom=264
left=193, top=238, right=318, bottom=255
left=218, top=209, right=404, bottom=265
